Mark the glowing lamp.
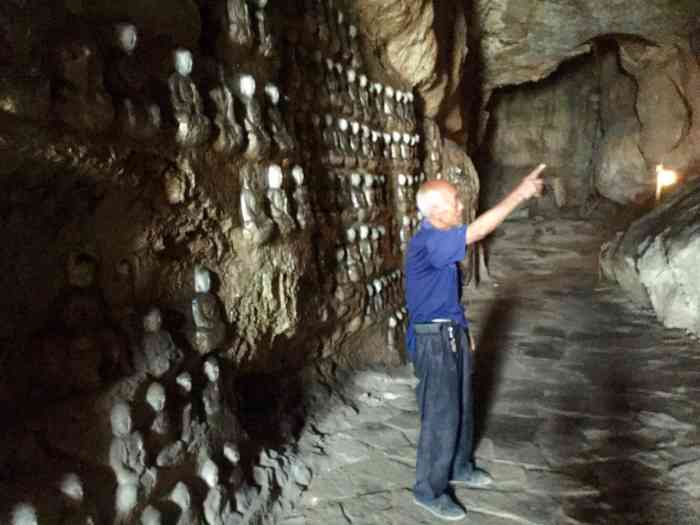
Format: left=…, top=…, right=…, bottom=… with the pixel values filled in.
left=655, top=164, right=678, bottom=204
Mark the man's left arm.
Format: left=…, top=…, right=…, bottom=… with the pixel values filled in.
left=466, top=164, right=546, bottom=245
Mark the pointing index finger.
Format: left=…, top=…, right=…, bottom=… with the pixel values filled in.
left=528, top=163, right=547, bottom=180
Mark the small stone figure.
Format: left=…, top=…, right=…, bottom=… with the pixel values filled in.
left=137, top=307, right=183, bottom=377
left=377, top=175, right=388, bottom=206
left=47, top=253, right=127, bottom=394
left=217, top=0, right=255, bottom=55
left=333, top=246, right=349, bottom=285
left=146, top=382, right=171, bottom=437
left=364, top=283, right=375, bottom=322
left=411, top=215, right=420, bottom=235
left=323, top=114, right=342, bottom=166
left=384, top=86, right=396, bottom=119
left=362, top=174, right=376, bottom=211
left=291, top=165, right=315, bottom=230
left=399, top=215, right=412, bottom=253
left=371, top=227, right=383, bottom=271
left=11, top=503, right=38, bottom=525
left=264, top=83, right=295, bottom=157
left=348, top=25, right=362, bottom=69
left=350, top=172, right=368, bottom=215
left=140, top=506, right=162, bottom=525
left=346, top=69, right=359, bottom=111
left=240, top=163, right=274, bottom=245
left=185, top=266, right=226, bottom=354
left=370, top=131, right=382, bottom=168
left=335, top=63, right=352, bottom=116
left=176, top=372, right=195, bottom=445
left=360, top=125, right=372, bottom=165
left=209, top=65, right=244, bottom=154
left=394, top=90, right=404, bottom=122
left=325, top=1, right=342, bottom=55
left=396, top=173, right=410, bottom=213
left=169, top=482, right=202, bottom=525
left=110, top=401, right=147, bottom=525
left=391, top=131, right=402, bottom=159
left=336, top=118, right=351, bottom=160
left=107, top=24, right=151, bottom=138
left=382, top=132, right=392, bottom=159
left=232, top=73, right=271, bottom=160
left=358, top=74, right=370, bottom=119
left=372, top=83, right=384, bottom=123
left=324, top=59, right=339, bottom=111
left=58, top=473, right=98, bottom=525
left=203, top=357, right=222, bottom=419
left=407, top=92, right=416, bottom=125
left=252, top=0, right=275, bottom=58
left=348, top=121, right=360, bottom=165
left=200, top=458, right=235, bottom=525
left=168, top=48, right=210, bottom=147
left=358, top=225, right=374, bottom=277
left=345, top=228, right=363, bottom=283
left=373, top=279, right=384, bottom=313
left=266, top=164, right=296, bottom=236
left=337, top=10, right=350, bottom=58
left=223, top=441, right=244, bottom=486
left=53, top=36, right=114, bottom=132
left=387, top=315, right=398, bottom=352
left=401, top=132, right=411, bottom=160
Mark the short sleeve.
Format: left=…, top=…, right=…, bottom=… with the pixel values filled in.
left=425, top=224, right=467, bottom=268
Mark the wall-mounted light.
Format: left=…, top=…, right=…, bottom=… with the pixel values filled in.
left=655, top=164, right=678, bottom=204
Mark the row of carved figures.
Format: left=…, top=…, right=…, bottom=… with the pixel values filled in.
left=287, top=50, right=417, bottom=134
left=296, top=0, right=364, bottom=70
left=395, top=172, right=426, bottom=215
left=363, top=271, right=406, bottom=324
left=307, top=113, right=420, bottom=171
left=387, top=307, right=409, bottom=353
left=318, top=171, right=389, bottom=225
left=399, top=213, right=423, bottom=254
left=240, top=163, right=315, bottom=245
left=110, top=354, right=239, bottom=524
left=333, top=266, right=404, bottom=327
left=339, top=225, right=391, bottom=284
left=52, top=22, right=297, bottom=161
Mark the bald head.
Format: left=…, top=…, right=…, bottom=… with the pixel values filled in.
left=416, top=179, right=463, bottom=229
left=416, top=180, right=456, bottom=216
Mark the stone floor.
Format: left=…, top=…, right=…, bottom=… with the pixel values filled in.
left=294, top=219, right=700, bottom=524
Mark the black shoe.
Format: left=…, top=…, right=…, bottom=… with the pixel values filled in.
left=413, top=494, right=466, bottom=521
left=450, top=467, right=494, bottom=488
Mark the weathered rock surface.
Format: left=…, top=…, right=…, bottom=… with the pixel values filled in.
left=481, top=39, right=700, bottom=209
left=474, top=0, right=694, bottom=93
left=479, top=55, right=599, bottom=212
left=600, top=176, right=700, bottom=337
left=353, top=0, right=469, bottom=132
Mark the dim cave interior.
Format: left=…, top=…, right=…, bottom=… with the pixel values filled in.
left=1, top=1, right=700, bottom=524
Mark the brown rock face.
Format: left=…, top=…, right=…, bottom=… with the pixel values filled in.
left=474, top=0, right=694, bottom=93
left=353, top=0, right=469, bottom=133
left=478, top=55, right=599, bottom=213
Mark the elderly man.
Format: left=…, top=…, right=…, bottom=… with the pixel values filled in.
left=406, top=164, right=546, bottom=521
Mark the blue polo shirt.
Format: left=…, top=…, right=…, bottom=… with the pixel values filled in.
left=404, top=219, right=469, bottom=360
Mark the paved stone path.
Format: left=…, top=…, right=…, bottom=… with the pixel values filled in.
left=295, top=219, right=700, bottom=525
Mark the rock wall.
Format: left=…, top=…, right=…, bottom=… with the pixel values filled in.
left=351, top=0, right=471, bottom=138
left=477, top=37, right=700, bottom=213
left=600, top=176, right=700, bottom=337
left=0, top=1, right=450, bottom=523
left=477, top=54, right=600, bottom=214
left=474, top=0, right=695, bottom=94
